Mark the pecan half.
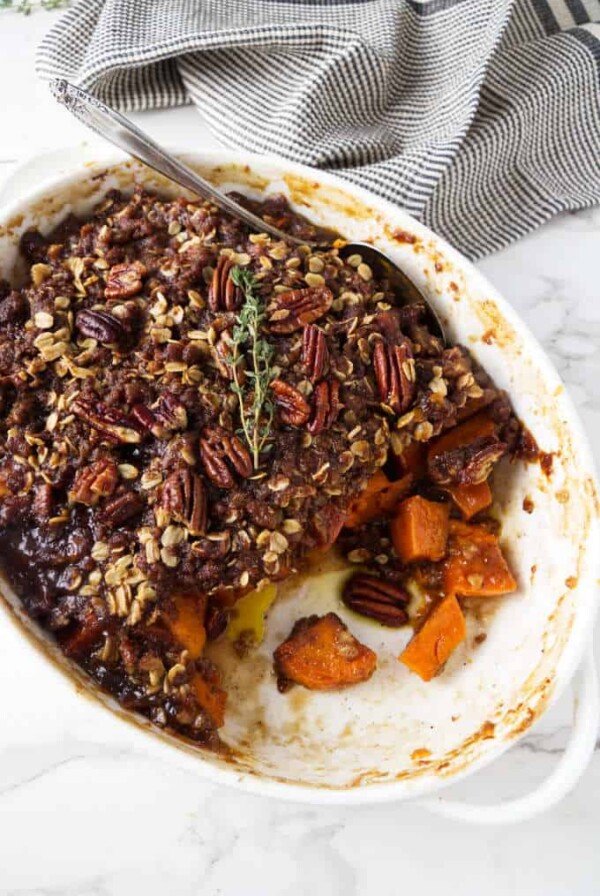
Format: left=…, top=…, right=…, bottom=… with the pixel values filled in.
left=302, top=324, right=329, bottom=382
left=199, top=427, right=253, bottom=489
left=267, top=286, right=333, bottom=334
left=208, top=255, right=241, bottom=312
left=342, top=574, right=409, bottom=627
left=270, top=379, right=310, bottom=427
left=105, top=260, right=147, bottom=299
left=69, top=458, right=119, bottom=505
left=214, top=331, right=232, bottom=380
left=307, top=379, right=340, bottom=435
left=75, top=309, right=127, bottom=345
left=132, top=394, right=188, bottom=439
left=100, top=491, right=144, bottom=526
left=160, top=467, right=207, bottom=536
left=373, top=340, right=415, bottom=415
left=72, top=400, right=142, bottom=444
left=213, top=329, right=245, bottom=383
left=130, top=404, right=157, bottom=434
left=157, top=394, right=188, bottom=431
left=428, top=435, right=507, bottom=486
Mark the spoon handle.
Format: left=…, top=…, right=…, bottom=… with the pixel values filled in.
left=49, top=79, right=313, bottom=247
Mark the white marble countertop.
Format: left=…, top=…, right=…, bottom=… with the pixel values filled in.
left=0, top=9, right=599, bottom=895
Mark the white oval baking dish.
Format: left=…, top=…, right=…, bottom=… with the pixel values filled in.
left=0, top=148, right=597, bottom=824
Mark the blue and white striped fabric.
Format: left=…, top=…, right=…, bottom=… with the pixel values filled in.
left=36, top=0, right=600, bottom=258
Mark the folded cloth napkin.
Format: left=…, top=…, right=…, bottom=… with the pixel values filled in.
left=37, top=0, right=600, bottom=259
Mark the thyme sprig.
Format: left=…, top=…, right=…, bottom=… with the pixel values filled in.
left=229, top=266, right=275, bottom=470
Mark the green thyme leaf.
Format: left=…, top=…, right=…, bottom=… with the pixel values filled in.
left=228, top=266, right=275, bottom=470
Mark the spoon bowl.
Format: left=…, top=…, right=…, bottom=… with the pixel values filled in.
left=338, top=240, right=446, bottom=341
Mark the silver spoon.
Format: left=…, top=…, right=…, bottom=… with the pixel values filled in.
left=49, top=79, right=445, bottom=340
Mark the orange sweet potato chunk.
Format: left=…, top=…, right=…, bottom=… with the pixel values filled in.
left=428, top=412, right=497, bottom=460
left=375, top=475, right=414, bottom=517
left=390, top=495, right=450, bottom=563
left=345, top=470, right=413, bottom=528
left=445, top=480, right=492, bottom=520
left=399, top=594, right=466, bottom=681
left=274, top=612, right=377, bottom=690
left=190, top=669, right=227, bottom=728
left=443, top=520, right=517, bottom=597
left=164, top=594, right=207, bottom=659
left=455, top=394, right=494, bottom=424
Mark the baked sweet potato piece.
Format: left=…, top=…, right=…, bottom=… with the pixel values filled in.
left=390, top=495, right=450, bottom=563
left=391, top=440, right=426, bottom=480
left=443, top=520, right=517, bottom=597
left=445, top=480, right=492, bottom=520
left=455, top=393, right=494, bottom=423
left=344, top=471, right=412, bottom=528
left=399, top=594, right=466, bottom=681
left=427, top=413, right=504, bottom=486
left=163, top=593, right=207, bottom=659
left=344, top=470, right=389, bottom=528
left=190, top=667, right=227, bottom=728
left=429, top=413, right=497, bottom=458
left=274, top=612, right=377, bottom=690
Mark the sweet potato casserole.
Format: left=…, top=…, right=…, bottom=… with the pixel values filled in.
left=0, top=188, right=538, bottom=747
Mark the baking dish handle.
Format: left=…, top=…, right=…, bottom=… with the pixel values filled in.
left=416, top=644, right=598, bottom=824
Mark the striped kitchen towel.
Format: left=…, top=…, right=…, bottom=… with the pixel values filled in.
left=36, top=0, right=600, bottom=259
